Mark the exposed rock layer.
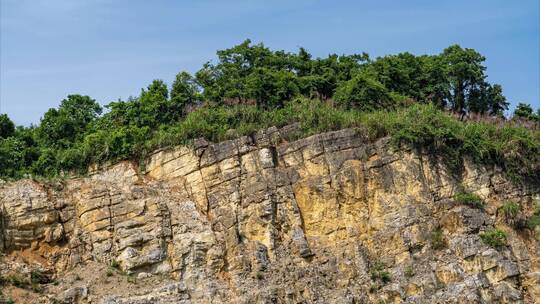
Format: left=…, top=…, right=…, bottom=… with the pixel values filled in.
left=1, top=127, right=539, bottom=303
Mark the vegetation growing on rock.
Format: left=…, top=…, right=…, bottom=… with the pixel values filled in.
left=479, top=228, right=508, bottom=249
left=453, top=192, right=485, bottom=209
left=1, top=41, right=539, bottom=182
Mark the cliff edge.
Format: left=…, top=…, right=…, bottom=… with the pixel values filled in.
left=1, top=127, right=539, bottom=303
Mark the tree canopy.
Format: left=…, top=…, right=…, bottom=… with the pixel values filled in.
left=0, top=40, right=538, bottom=180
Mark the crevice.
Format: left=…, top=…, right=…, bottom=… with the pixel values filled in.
left=0, top=200, right=6, bottom=251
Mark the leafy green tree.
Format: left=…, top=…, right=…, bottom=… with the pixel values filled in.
left=365, top=52, right=427, bottom=102
left=421, top=55, right=450, bottom=107
left=245, top=68, right=300, bottom=108
left=440, top=45, right=487, bottom=113
left=468, top=83, right=508, bottom=115
left=196, top=39, right=275, bottom=103
left=0, top=137, right=26, bottom=178
left=0, top=114, right=15, bottom=138
left=485, top=84, right=508, bottom=116
left=31, top=148, right=58, bottom=176
left=513, top=103, right=534, bottom=119
left=38, top=95, right=102, bottom=148
left=333, top=72, right=394, bottom=111
left=310, top=53, right=367, bottom=99
left=170, top=71, right=200, bottom=117
left=105, top=80, right=172, bottom=128
left=138, top=79, right=169, bottom=125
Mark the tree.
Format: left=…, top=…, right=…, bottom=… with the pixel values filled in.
left=365, top=52, right=427, bottom=102
left=485, top=84, right=508, bottom=116
left=333, top=72, right=395, bottom=111
left=440, top=45, right=487, bottom=113
left=514, top=103, right=534, bottom=119
left=0, top=113, right=15, bottom=138
left=245, top=68, right=300, bottom=109
left=0, top=137, right=26, bottom=177
left=138, top=79, right=169, bottom=126
left=171, top=71, right=200, bottom=117
left=38, top=95, right=102, bottom=148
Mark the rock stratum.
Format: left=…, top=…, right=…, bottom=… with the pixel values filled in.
left=0, top=127, right=539, bottom=303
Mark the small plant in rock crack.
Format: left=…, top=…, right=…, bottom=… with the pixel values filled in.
left=370, top=261, right=391, bottom=284
left=31, top=282, right=43, bottom=293
left=110, top=259, right=121, bottom=270
left=404, top=265, right=415, bottom=278
left=526, top=201, right=540, bottom=230
left=500, top=201, right=522, bottom=227
left=30, top=269, right=49, bottom=284
left=7, top=274, right=29, bottom=288
left=430, top=228, right=446, bottom=250
left=368, top=283, right=380, bottom=293
left=126, top=274, right=137, bottom=284
left=479, top=228, right=507, bottom=249
left=453, top=191, right=484, bottom=209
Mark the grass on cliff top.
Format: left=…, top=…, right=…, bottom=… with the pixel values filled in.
left=6, top=98, right=540, bottom=183
left=141, top=98, right=539, bottom=183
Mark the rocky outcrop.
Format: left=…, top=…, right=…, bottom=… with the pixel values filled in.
left=1, top=127, right=539, bottom=303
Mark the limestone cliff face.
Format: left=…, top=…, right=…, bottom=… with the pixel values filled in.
left=1, top=127, right=539, bottom=304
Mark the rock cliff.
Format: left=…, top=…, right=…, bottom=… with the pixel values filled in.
left=1, top=127, right=539, bottom=303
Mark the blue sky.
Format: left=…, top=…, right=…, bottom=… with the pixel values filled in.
left=1, top=0, right=539, bottom=125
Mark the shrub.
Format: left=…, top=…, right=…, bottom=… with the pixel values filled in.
left=527, top=215, right=540, bottom=230
left=453, top=192, right=484, bottom=209
left=480, top=228, right=507, bottom=248
left=430, top=228, right=446, bottom=250
left=526, top=205, right=540, bottom=230
left=7, top=274, right=29, bottom=288
left=370, top=261, right=391, bottom=284
left=30, top=270, right=48, bottom=284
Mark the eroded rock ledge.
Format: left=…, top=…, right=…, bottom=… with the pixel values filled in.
left=1, top=127, right=539, bottom=303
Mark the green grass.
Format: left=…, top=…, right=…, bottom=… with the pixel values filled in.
left=453, top=192, right=484, bottom=209
left=110, top=259, right=121, bottom=270
left=479, top=228, right=507, bottom=249
left=3, top=99, right=540, bottom=184
left=500, top=201, right=520, bottom=219
left=500, top=201, right=521, bottom=228
left=527, top=204, right=540, bottom=230
left=94, top=100, right=540, bottom=183
left=430, top=228, right=446, bottom=250
left=370, top=261, right=391, bottom=284
left=404, top=265, right=415, bottom=278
